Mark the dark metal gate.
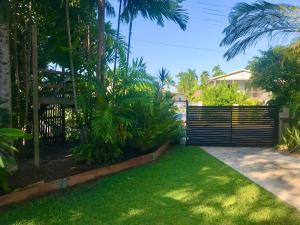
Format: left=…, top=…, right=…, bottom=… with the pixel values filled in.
left=186, top=104, right=279, bottom=147
left=39, top=104, right=66, bottom=144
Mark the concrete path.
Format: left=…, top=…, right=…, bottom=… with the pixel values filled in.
left=202, top=147, right=300, bottom=211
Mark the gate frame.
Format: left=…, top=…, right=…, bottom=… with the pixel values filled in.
left=186, top=101, right=279, bottom=147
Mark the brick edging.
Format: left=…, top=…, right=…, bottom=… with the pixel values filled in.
left=0, top=142, right=170, bottom=208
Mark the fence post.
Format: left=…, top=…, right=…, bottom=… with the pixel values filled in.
left=278, top=106, right=289, bottom=144
left=185, top=100, right=188, bottom=145
left=32, top=23, right=40, bottom=168
left=230, top=106, right=233, bottom=146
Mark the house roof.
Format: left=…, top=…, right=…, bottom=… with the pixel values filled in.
left=208, top=69, right=251, bottom=82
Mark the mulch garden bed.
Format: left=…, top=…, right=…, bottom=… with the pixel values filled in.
left=5, top=143, right=158, bottom=193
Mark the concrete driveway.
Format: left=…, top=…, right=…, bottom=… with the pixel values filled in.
left=202, top=146, right=300, bottom=211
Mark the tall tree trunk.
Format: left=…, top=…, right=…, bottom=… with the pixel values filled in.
left=125, top=16, right=133, bottom=75
left=0, top=0, right=12, bottom=127
left=113, top=0, right=122, bottom=85
left=12, top=0, right=19, bottom=88
left=97, top=0, right=105, bottom=86
left=65, top=0, right=85, bottom=142
left=87, top=25, right=91, bottom=63
left=11, top=0, right=20, bottom=128
left=31, top=23, right=39, bottom=168
left=23, top=29, right=31, bottom=133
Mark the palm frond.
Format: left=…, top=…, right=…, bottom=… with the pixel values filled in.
left=221, top=1, right=300, bottom=60
left=105, top=1, right=115, bottom=17
left=121, top=0, right=188, bottom=30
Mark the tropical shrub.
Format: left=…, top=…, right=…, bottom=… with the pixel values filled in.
left=0, top=128, right=31, bottom=191
left=283, top=128, right=300, bottom=153
left=128, top=89, right=182, bottom=151
left=72, top=58, right=181, bottom=164
left=201, top=82, right=251, bottom=106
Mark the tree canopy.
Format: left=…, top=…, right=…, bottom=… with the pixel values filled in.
left=199, top=70, right=210, bottom=86
left=176, top=69, right=199, bottom=101
left=211, top=65, right=225, bottom=77
left=201, top=82, right=252, bottom=106
left=248, top=47, right=300, bottom=106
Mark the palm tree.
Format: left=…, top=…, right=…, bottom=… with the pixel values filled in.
left=0, top=0, right=12, bottom=127
left=95, top=1, right=115, bottom=86
left=121, top=0, right=188, bottom=73
left=113, top=0, right=123, bottom=83
left=158, top=67, right=175, bottom=90
left=220, top=1, right=300, bottom=61
left=96, top=0, right=106, bottom=86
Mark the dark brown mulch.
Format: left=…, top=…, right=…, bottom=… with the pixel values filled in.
left=8, top=154, right=97, bottom=191
left=4, top=143, right=157, bottom=195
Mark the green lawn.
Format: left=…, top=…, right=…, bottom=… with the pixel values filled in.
left=1, top=146, right=300, bottom=225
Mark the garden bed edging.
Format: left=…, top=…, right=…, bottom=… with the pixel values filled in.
left=0, top=142, right=169, bottom=208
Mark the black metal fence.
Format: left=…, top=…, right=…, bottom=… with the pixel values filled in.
left=39, top=104, right=65, bottom=144
left=186, top=104, right=279, bottom=147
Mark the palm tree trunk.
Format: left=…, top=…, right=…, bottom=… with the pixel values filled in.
left=12, top=0, right=19, bottom=89
left=97, top=0, right=105, bottom=86
left=113, top=0, right=122, bottom=85
left=23, top=23, right=31, bottom=133
left=65, top=0, right=87, bottom=143
left=87, top=24, right=91, bottom=63
left=0, top=0, right=12, bottom=127
left=126, top=16, right=133, bottom=75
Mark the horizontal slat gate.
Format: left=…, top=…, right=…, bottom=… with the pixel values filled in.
left=186, top=105, right=279, bottom=147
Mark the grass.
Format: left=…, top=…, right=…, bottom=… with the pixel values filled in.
left=1, top=146, right=300, bottom=225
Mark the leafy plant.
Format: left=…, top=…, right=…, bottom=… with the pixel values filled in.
left=176, top=69, right=199, bottom=101
left=201, top=82, right=251, bottom=106
left=128, top=89, right=182, bottom=151
left=72, top=58, right=181, bottom=164
left=212, top=65, right=225, bottom=77
left=283, top=128, right=300, bottom=153
left=0, top=128, right=31, bottom=191
left=220, top=1, right=300, bottom=60
left=249, top=47, right=300, bottom=107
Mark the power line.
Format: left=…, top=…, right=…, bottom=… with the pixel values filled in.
left=196, top=1, right=231, bottom=9
left=202, top=18, right=225, bottom=23
left=203, top=12, right=227, bottom=17
left=191, top=15, right=227, bottom=24
left=132, top=39, right=224, bottom=53
left=202, top=7, right=226, bottom=13
left=132, top=38, right=255, bottom=57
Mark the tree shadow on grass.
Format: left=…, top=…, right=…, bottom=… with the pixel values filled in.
left=1, top=146, right=300, bottom=225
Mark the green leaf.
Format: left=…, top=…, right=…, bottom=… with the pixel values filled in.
left=0, top=156, right=4, bottom=168
left=0, top=128, right=32, bottom=140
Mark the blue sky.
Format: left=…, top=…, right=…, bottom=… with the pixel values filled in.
left=109, top=0, right=299, bottom=78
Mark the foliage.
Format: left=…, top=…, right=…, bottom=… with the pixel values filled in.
left=4, top=0, right=187, bottom=168
left=3, top=146, right=300, bottom=225
left=158, top=67, right=175, bottom=90
left=199, top=70, right=210, bottom=86
left=128, top=90, right=182, bottom=151
left=201, top=82, right=251, bottom=106
left=283, top=128, right=300, bottom=153
left=176, top=69, right=199, bottom=101
left=72, top=58, right=181, bottom=164
left=211, top=65, right=225, bottom=77
left=220, top=1, right=300, bottom=60
left=248, top=47, right=300, bottom=107
left=121, top=0, right=189, bottom=30
left=290, top=91, right=300, bottom=126
left=120, top=0, right=188, bottom=72
left=0, top=128, right=31, bottom=191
